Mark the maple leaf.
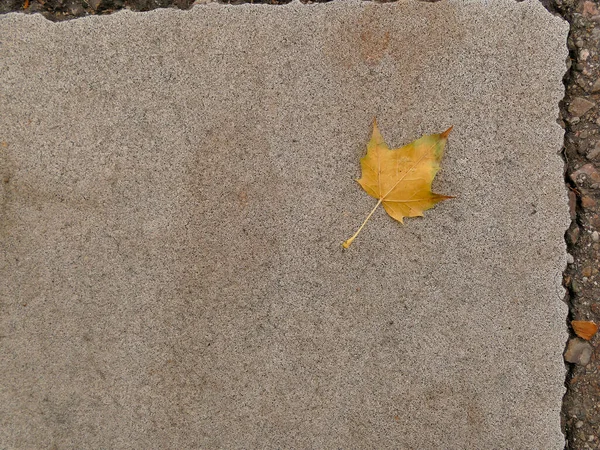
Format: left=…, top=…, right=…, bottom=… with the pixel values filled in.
left=343, top=119, right=453, bottom=248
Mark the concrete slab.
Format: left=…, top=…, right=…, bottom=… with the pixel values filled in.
left=0, top=1, right=569, bottom=448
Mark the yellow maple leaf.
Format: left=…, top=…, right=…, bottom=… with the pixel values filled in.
left=343, top=119, right=453, bottom=248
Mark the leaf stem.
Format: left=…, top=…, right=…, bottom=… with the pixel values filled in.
left=342, top=199, right=383, bottom=248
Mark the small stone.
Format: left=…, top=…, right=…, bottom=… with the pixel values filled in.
left=564, top=338, right=593, bottom=365
left=569, top=190, right=578, bottom=220
left=569, top=97, right=596, bottom=117
left=572, top=279, right=582, bottom=293
left=580, top=49, right=590, bottom=61
left=583, top=266, right=593, bottom=277
left=88, top=0, right=102, bottom=10
left=583, top=0, right=599, bottom=16
left=592, top=79, right=600, bottom=94
left=68, top=2, right=85, bottom=15
left=570, top=163, right=600, bottom=185
left=582, top=196, right=597, bottom=209
left=578, top=77, right=590, bottom=90
left=567, top=253, right=575, bottom=264
left=576, top=420, right=585, bottom=428
left=579, top=164, right=600, bottom=183
left=587, top=141, right=600, bottom=160
left=567, top=224, right=581, bottom=244
left=593, top=231, right=599, bottom=242
left=25, top=1, right=43, bottom=13
left=568, top=116, right=581, bottom=125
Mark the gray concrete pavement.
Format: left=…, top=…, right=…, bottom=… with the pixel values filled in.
left=0, top=1, right=569, bottom=448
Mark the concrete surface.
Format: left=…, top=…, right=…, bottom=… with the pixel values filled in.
left=0, top=1, right=569, bottom=448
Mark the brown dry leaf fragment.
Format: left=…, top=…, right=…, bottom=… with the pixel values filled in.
left=572, top=320, right=599, bottom=340
left=343, top=119, right=453, bottom=248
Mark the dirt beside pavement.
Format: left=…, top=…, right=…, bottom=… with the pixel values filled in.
left=555, top=0, right=600, bottom=448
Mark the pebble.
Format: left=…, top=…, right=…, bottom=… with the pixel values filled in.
left=569, top=190, right=578, bottom=220
left=578, top=77, right=590, bottom=90
left=592, top=78, right=600, bottom=94
left=583, top=1, right=599, bottom=17
left=564, top=338, right=593, bottom=365
left=569, top=97, right=596, bottom=117
left=567, top=224, right=581, bottom=244
left=587, top=141, right=600, bottom=160
left=577, top=420, right=585, bottom=428
left=582, top=195, right=597, bottom=208
left=567, top=253, right=575, bottom=264
left=570, top=163, right=600, bottom=185
left=593, top=231, right=599, bottom=242
left=88, top=0, right=102, bottom=10
left=581, top=49, right=590, bottom=61
left=68, top=3, right=85, bottom=15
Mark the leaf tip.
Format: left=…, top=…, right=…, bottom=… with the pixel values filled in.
left=440, top=126, right=453, bottom=139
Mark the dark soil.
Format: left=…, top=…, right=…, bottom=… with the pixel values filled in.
left=0, top=0, right=439, bottom=21
left=556, top=0, right=600, bottom=448
left=1, top=0, right=599, bottom=448
left=0, top=0, right=311, bottom=21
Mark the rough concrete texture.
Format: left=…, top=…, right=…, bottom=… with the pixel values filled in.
left=0, top=1, right=569, bottom=448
